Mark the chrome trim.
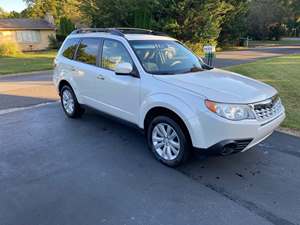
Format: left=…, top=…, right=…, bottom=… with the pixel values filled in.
left=260, top=113, right=284, bottom=126
left=249, top=95, right=283, bottom=122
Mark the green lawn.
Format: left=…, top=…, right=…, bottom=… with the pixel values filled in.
left=226, top=54, right=300, bottom=131
left=0, top=51, right=57, bottom=75
left=249, top=40, right=300, bottom=47
left=218, top=39, right=300, bottom=52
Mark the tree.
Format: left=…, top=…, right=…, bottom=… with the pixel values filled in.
left=281, top=0, right=300, bottom=36
left=0, top=7, right=9, bottom=18
left=25, top=0, right=58, bottom=19
left=80, top=0, right=158, bottom=28
left=80, top=0, right=232, bottom=46
left=0, top=7, right=27, bottom=18
left=247, top=0, right=286, bottom=40
left=58, top=17, right=75, bottom=37
left=22, top=0, right=86, bottom=26
left=218, top=0, right=249, bottom=45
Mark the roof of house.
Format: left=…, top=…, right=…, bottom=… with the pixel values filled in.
left=0, top=19, right=55, bottom=30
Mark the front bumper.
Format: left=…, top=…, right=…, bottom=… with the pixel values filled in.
left=242, top=113, right=285, bottom=151
left=189, top=109, right=285, bottom=151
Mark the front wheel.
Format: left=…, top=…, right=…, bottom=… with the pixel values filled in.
left=60, top=85, right=84, bottom=118
left=147, top=116, right=191, bottom=167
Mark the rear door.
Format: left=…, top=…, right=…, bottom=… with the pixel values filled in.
left=55, top=38, right=80, bottom=90
left=72, top=38, right=102, bottom=103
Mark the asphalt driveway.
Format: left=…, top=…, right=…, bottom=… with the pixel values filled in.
left=0, top=45, right=300, bottom=225
left=0, top=104, right=300, bottom=225
left=0, top=71, right=58, bottom=110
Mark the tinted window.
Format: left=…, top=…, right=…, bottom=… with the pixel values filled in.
left=75, top=38, right=100, bottom=66
left=61, top=38, right=79, bottom=59
left=102, top=40, right=132, bottom=71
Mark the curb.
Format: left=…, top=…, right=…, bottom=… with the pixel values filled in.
left=0, top=70, right=53, bottom=78
left=276, top=127, right=300, bottom=138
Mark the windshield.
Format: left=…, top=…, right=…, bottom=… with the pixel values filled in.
left=129, top=40, right=208, bottom=75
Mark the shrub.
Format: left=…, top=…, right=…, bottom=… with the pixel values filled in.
left=185, top=41, right=204, bottom=56
left=268, top=23, right=286, bottom=41
left=0, top=41, right=22, bottom=56
left=185, top=40, right=217, bottom=56
left=58, top=17, right=76, bottom=37
left=48, top=34, right=61, bottom=49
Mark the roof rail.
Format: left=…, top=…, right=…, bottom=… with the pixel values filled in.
left=115, top=27, right=167, bottom=36
left=71, top=28, right=125, bottom=37
left=71, top=27, right=168, bottom=37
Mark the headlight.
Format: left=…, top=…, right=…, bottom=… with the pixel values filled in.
left=205, top=100, right=255, bottom=121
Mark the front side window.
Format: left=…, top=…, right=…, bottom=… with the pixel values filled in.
left=130, top=40, right=206, bottom=75
left=61, top=38, right=79, bottom=59
left=75, top=38, right=100, bottom=66
left=101, top=40, right=133, bottom=71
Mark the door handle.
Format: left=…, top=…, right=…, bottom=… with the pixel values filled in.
left=96, top=75, right=105, bottom=80
left=71, top=67, right=76, bottom=72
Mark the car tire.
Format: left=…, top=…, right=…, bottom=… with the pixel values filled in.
left=60, top=85, right=84, bottom=118
left=147, top=116, right=190, bottom=167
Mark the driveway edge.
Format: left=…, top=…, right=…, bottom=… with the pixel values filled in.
left=277, top=127, right=300, bottom=138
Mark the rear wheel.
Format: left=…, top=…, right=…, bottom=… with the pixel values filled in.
left=60, top=85, right=84, bottom=118
left=147, top=116, right=190, bottom=167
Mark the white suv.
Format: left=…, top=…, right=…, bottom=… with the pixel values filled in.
left=53, top=28, right=285, bottom=167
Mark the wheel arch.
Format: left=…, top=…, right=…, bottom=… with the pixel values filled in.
left=143, top=106, right=193, bottom=145
left=57, top=79, right=83, bottom=103
left=58, top=80, right=72, bottom=95
left=139, top=93, right=204, bottom=148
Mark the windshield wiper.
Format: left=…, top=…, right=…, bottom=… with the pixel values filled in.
left=152, top=67, right=205, bottom=75
left=182, top=67, right=204, bottom=74
left=152, top=72, right=176, bottom=75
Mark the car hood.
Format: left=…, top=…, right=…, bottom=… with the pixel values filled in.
left=154, top=68, right=277, bottom=104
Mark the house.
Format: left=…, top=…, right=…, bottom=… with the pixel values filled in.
left=0, top=16, right=55, bottom=51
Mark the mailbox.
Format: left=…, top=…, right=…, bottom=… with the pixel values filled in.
left=203, top=45, right=216, bottom=66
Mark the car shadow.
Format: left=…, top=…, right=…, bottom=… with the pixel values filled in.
left=0, top=93, right=57, bottom=110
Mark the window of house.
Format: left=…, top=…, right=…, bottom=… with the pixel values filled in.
left=75, top=38, right=100, bottom=66
left=101, top=40, right=133, bottom=71
left=61, top=38, right=79, bottom=59
left=16, top=31, right=41, bottom=43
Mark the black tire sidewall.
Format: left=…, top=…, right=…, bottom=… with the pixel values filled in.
left=147, top=116, right=190, bottom=167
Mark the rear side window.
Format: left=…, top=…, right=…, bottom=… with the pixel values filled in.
left=75, top=38, right=100, bottom=66
left=61, top=38, right=79, bottom=59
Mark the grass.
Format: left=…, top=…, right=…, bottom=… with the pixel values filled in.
left=249, top=39, right=300, bottom=47
left=226, top=54, right=300, bottom=131
left=218, top=39, right=300, bottom=52
left=217, top=46, right=249, bottom=52
left=0, top=50, right=57, bottom=75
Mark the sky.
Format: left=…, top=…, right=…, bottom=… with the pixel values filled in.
left=0, top=0, right=27, bottom=12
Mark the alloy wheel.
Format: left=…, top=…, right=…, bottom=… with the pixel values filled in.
left=62, top=89, right=75, bottom=115
left=152, top=123, right=180, bottom=160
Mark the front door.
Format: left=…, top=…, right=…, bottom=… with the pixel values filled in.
left=92, top=39, right=140, bottom=124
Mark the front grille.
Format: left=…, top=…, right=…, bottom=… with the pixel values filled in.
left=252, top=95, right=283, bottom=122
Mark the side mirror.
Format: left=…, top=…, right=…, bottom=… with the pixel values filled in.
left=115, top=62, right=133, bottom=75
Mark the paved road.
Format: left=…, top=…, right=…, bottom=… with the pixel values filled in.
left=0, top=71, right=58, bottom=110
left=0, top=45, right=300, bottom=224
left=213, top=45, right=300, bottom=67
left=0, top=104, right=300, bottom=225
